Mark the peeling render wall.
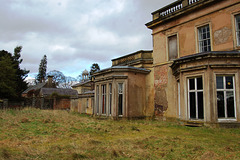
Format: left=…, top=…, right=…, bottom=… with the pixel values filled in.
left=151, top=0, right=240, bottom=119
left=128, top=72, right=146, bottom=117
left=154, top=65, right=168, bottom=117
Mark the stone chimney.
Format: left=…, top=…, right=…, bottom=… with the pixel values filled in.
left=47, top=75, right=54, bottom=88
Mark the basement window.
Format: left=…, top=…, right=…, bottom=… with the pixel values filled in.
left=188, top=77, right=204, bottom=120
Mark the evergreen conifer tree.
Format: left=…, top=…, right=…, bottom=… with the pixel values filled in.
left=36, top=55, right=47, bottom=83
left=0, top=46, right=29, bottom=100
left=90, top=63, right=100, bottom=77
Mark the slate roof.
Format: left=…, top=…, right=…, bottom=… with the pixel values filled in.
left=83, top=90, right=95, bottom=94
left=41, top=88, right=78, bottom=97
left=22, top=82, right=47, bottom=94
left=72, top=80, right=91, bottom=88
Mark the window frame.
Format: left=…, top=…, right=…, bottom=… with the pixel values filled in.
left=109, top=83, right=112, bottom=116
left=167, top=33, right=179, bottom=61
left=86, top=98, right=89, bottom=109
left=96, top=85, right=99, bottom=115
left=118, top=83, right=124, bottom=117
left=178, top=81, right=181, bottom=118
left=197, top=24, right=211, bottom=52
left=188, top=77, right=204, bottom=120
left=216, top=75, right=236, bottom=120
left=235, top=14, right=240, bottom=46
left=101, top=84, right=107, bottom=115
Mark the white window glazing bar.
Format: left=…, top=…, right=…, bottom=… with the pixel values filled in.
left=217, top=76, right=236, bottom=120
left=188, top=77, right=203, bottom=120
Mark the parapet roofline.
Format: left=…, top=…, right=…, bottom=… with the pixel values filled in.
left=111, top=50, right=153, bottom=61
left=93, top=66, right=151, bottom=76
left=146, top=0, right=222, bottom=29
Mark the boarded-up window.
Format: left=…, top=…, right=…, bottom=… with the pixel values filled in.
left=235, top=14, right=240, bottom=46
left=168, top=35, right=178, bottom=61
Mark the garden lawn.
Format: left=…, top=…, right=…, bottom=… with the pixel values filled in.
left=0, top=108, right=240, bottom=159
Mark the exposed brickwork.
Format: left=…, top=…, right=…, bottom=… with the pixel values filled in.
left=54, top=99, right=70, bottom=110
left=154, top=65, right=168, bottom=88
left=154, top=64, right=170, bottom=117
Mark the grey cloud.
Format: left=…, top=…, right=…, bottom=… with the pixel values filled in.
left=0, top=0, right=176, bottom=78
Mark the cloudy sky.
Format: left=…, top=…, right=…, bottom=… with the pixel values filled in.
left=0, top=0, right=175, bottom=78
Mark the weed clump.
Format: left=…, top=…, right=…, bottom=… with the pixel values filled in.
left=0, top=148, right=11, bottom=159
left=131, top=126, right=140, bottom=132
left=112, top=149, right=118, bottom=157
left=72, top=153, right=87, bottom=159
left=20, top=117, right=30, bottom=123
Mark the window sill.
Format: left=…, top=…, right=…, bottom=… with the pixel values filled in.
left=218, top=119, right=237, bottom=122
left=188, top=119, right=204, bottom=122
left=235, top=45, right=240, bottom=50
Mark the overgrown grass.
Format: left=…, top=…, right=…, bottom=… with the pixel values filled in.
left=0, top=108, right=240, bottom=159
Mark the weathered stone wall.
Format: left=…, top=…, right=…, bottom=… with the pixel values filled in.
left=128, top=72, right=146, bottom=117
left=53, top=99, right=70, bottom=110
left=70, top=99, right=78, bottom=112
left=144, top=68, right=155, bottom=117
left=154, top=65, right=168, bottom=117
left=151, top=0, right=240, bottom=119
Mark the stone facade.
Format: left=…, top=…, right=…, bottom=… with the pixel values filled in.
left=71, top=79, right=94, bottom=115
left=146, top=0, right=240, bottom=126
left=93, top=50, right=154, bottom=119
left=22, top=76, right=78, bottom=110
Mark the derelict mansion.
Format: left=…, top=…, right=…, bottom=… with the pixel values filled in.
left=71, top=0, right=240, bottom=127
